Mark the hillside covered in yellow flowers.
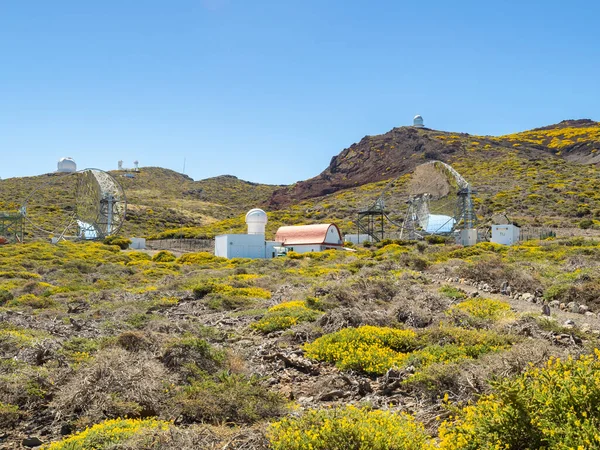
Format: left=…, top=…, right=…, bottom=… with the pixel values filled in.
left=2, top=236, right=600, bottom=449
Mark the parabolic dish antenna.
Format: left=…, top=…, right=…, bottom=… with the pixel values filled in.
left=401, top=160, right=474, bottom=238
left=356, top=160, right=475, bottom=241
left=21, top=169, right=127, bottom=241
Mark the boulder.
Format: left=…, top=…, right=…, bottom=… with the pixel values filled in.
left=522, top=293, right=534, bottom=302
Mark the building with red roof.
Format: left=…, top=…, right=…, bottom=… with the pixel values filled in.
left=275, top=223, right=343, bottom=253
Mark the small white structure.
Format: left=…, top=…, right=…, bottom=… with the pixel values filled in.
left=344, top=234, right=373, bottom=245
left=130, top=238, right=146, bottom=249
left=134, top=160, right=139, bottom=172
left=491, top=224, right=520, bottom=246
left=118, top=160, right=123, bottom=170
left=275, top=224, right=343, bottom=254
left=413, top=115, right=424, bottom=128
left=214, top=208, right=281, bottom=259
left=459, top=228, right=478, bottom=246
left=57, top=157, right=77, bottom=173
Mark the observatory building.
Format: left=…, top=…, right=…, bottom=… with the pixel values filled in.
left=57, top=157, right=77, bottom=173
left=274, top=224, right=343, bottom=253
left=215, top=210, right=345, bottom=259
left=413, top=115, right=424, bottom=128
left=214, top=209, right=281, bottom=259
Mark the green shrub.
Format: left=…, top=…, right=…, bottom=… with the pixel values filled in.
left=192, top=284, right=215, bottom=299
left=0, top=289, right=14, bottom=306
left=162, top=336, right=225, bottom=375
left=425, top=235, right=448, bottom=245
left=438, top=285, right=467, bottom=300
left=252, top=300, right=323, bottom=333
left=42, top=418, right=170, bottom=450
left=303, top=326, right=419, bottom=375
left=177, top=252, right=219, bottom=264
left=175, top=373, right=286, bottom=424
left=579, top=218, right=594, bottom=229
left=268, top=405, right=431, bottom=450
left=9, top=293, right=57, bottom=309
left=193, top=283, right=270, bottom=303
left=103, top=236, right=132, bottom=250
left=304, top=325, right=515, bottom=376
left=152, top=250, right=176, bottom=262
left=437, top=350, right=600, bottom=450
left=0, top=402, right=22, bottom=428
left=446, top=298, right=514, bottom=325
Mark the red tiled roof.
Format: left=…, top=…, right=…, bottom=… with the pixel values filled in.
left=275, top=224, right=342, bottom=246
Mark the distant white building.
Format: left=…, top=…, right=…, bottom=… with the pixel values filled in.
left=413, top=115, right=424, bottom=128
left=214, top=209, right=281, bottom=259
left=344, top=234, right=373, bottom=245
left=275, top=224, right=343, bottom=253
left=57, top=157, right=77, bottom=173
left=491, top=224, right=520, bottom=246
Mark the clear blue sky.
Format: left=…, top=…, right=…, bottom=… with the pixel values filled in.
left=1, top=0, right=598, bottom=184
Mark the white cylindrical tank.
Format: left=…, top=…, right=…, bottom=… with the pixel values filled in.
left=413, top=115, right=424, bottom=128
left=57, top=157, right=77, bottom=173
left=246, top=208, right=267, bottom=235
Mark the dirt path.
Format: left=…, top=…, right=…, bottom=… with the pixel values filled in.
left=428, top=275, right=600, bottom=331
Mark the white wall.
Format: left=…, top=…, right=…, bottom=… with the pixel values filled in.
left=130, top=238, right=146, bottom=249
left=324, top=225, right=343, bottom=245
left=215, top=234, right=280, bottom=259
left=491, top=225, right=520, bottom=246
left=287, top=244, right=325, bottom=254
left=460, top=229, right=477, bottom=246
left=344, top=234, right=372, bottom=244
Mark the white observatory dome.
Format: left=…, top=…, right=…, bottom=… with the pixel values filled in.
left=57, top=157, right=77, bottom=173
left=413, top=115, right=424, bottom=128
left=245, top=208, right=268, bottom=235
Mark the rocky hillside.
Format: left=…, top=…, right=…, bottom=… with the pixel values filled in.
left=269, top=119, right=600, bottom=210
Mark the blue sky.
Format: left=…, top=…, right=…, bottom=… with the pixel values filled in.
left=1, top=0, right=598, bottom=184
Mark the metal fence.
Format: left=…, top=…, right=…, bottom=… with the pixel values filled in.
left=146, top=238, right=214, bottom=253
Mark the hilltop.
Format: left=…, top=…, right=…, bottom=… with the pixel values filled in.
left=0, top=168, right=280, bottom=239
left=270, top=119, right=600, bottom=208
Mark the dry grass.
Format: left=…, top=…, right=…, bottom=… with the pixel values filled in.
left=52, top=348, right=174, bottom=423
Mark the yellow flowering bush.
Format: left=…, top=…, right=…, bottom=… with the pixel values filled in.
left=437, top=350, right=600, bottom=450
left=303, top=326, right=419, bottom=374
left=446, top=298, right=514, bottom=323
left=252, top=300, right=323, bottom=333
left=268, top=405, right=432, bottom=450
left=305, top=326, right=514, bottom=376
left=42, top=418, right=170, bottom=450
left=192, top=282, right=271, bottom=302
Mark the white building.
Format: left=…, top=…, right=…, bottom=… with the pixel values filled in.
left=491, top=224, right=520, bottom=246
left=344, top=233, right=373, bottom=245
left=413, top=115, right=424, bottom=128
left=275, top=224, right=343, bottom=254
left=214, top=209, right=281, bottom=259
left=57, top=157, right=77, bottom=173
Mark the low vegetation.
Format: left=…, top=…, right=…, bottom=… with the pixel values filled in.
left=0, top=230, right=599, bottom=448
